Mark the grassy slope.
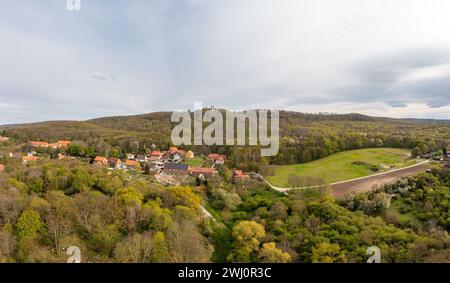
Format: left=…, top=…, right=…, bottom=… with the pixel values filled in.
left=182, top=157, right=206, bottom=167
left=267, top=148, right=416, bottom=186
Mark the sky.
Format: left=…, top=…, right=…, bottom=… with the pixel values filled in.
left=0, top=0, right=450, bottom=124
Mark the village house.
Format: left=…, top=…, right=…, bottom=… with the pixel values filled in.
left=167, top=147, right=187, bottom=162
left=135, top=154, right=148, bottom=162
left=148, top=151, right=163, bottom=162
left=30, top=141, right=49, bottom=148
left=190, top=167, right=216, bottom=179
left=164, top=162, right=189, bottom=175
left=108, top=157, right=123, bottom=169
left=49, top=140, right=71, bottom=149
left=208, top=153, right=227, bottom=165
left=185, top=150, right=194, bottom=159
left=0, top=136, right=9, bottom=142
left=94, top=156, right=109, bottom=166
left=0, top=164, right=5, bottom=173
left=176, top=150, right=186, bottom=158
left=126, top=153, right=135, bottom=160
left=172, top=152, right=183, bottom=162
left=150, top=151, right=162, bottom=158
left=233, top=170, right=250, bottom=183
left=125, top=160, right=139, bottom=170
left=22, top=156, right=39, bottom=164
left=168, top=147, right=178, bottom=155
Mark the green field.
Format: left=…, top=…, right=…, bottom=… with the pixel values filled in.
left=183, top=156, right=206, bottom=167
left=266, top=148, right=417, bottom=187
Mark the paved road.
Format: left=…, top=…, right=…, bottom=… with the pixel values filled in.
left=263, top=160, right=431, bottom=198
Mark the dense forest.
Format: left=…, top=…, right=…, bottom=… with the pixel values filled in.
left=0, top=156, right=449, bottom=263
left=1, top=111, right=449, bottom=170
left=1, top=111, right=448, bottom=263
left=0, top=159, right=214, bottom=263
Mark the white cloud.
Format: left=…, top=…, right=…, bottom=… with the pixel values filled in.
left=0, top=0, right=449, bottom=124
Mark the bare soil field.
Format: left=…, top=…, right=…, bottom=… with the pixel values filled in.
left=331, top=162, right=431, bottom=198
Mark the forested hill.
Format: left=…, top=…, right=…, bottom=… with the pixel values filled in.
left=1, top=110, right=448, bottom=136
left=1, top=111, right=449, bottom=166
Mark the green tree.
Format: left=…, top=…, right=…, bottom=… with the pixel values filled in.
left=311, top=242, right=347, bottom=263
left=229, top=221, right=266, bottom=262
left=16, top=209, right=43, bottom=240
left=115, top=186, right=143, bottom=207
left=258, top=242, right=291, bottom=263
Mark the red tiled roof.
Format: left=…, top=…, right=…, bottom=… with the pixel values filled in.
left=208, top=154, right=226, bottom=160
left=150, top=151, right=162, bottom=156
left=0, top=164, right=5, bottom=172
left=234, top=170, right=250, bottom=178
left=190, top=167, right=215, bottom=174
left=125, top=160, right=139, bottom=166
left=94, top=156, right=108, bottom=163
left=22, top=156, right=39, bottom=162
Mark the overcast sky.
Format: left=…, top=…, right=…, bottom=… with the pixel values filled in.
left=1, top=0, right=450, bottom=124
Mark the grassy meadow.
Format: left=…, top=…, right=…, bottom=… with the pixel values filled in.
left=266, top=148, right=417, bottom=187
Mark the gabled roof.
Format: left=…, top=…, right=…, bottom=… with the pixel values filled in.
left=108, top=157, right=122, bottom=164
left=150, top=151, right=162, bottom=156
left=30, top=141, right=49, bottom=147
left=22, top=156, right=39, bottom=162
left=234, top=170, right=250, bottom=178
left=94, top=156, right=108, bottom=163
left=125, top=160, right=139, bottom=166
left=190, top=167, right=214, bottom=174
left=208, top=153, right=227, bottom=160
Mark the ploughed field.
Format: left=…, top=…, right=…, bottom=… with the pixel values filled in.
left=266, top=148, right=417, bottom=187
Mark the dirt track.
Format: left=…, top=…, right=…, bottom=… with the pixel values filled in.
left=330, top=162, right=431, bottom=198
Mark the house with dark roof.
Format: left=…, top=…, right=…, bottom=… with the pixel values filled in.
left=164, top=162, right=189, bottom=175
left=136, top=154, right=148, bottom=162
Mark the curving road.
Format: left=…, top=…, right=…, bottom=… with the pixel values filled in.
left=263, top=160, right=431, bottom=198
